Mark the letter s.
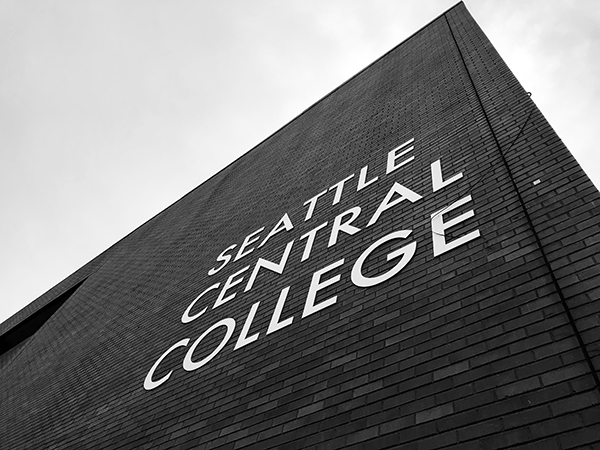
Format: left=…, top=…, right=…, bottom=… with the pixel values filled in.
left=208, top=244, right=237, bottom=276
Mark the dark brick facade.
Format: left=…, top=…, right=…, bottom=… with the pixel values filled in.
left=2, top=3, right=600, bottom=449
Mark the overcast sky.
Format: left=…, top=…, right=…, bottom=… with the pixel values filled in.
left=1, top=0, right=598, bottom=326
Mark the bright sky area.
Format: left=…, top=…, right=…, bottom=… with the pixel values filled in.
left=1, top=0, right=599, bottom=325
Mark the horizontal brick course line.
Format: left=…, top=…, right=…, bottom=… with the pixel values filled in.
left=282, top=366, right=596, bottom=442
left=202, top=300, right=576, bottom=402
left=238, top=388, right=600, bottom=450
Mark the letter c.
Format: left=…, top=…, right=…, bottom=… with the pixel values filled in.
left=181, top=283, right=220, bottom=323
left=143, top=338, right=190, bottom=391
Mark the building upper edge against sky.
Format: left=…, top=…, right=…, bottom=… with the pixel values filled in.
left=0, top=0, right=590, bottom=333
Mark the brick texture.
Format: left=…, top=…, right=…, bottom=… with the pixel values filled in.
left=1, top=3, right=600, bottom=449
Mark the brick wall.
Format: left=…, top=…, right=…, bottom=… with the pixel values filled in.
left=1, top=3, right=599, bottom=449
